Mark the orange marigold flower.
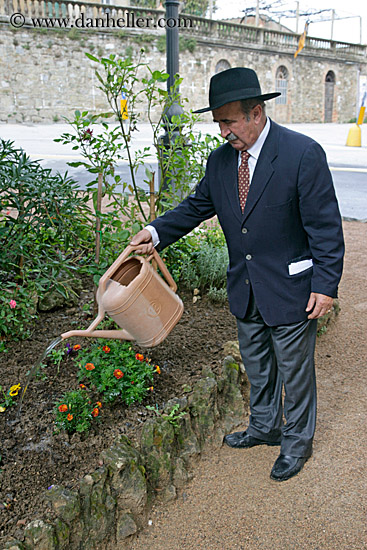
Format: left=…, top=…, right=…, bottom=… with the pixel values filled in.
left=135, top=353, right=144, bottom=362
left=102, top=345, right=111, bottom=353
left=92, top=407, right=99, bottom=417
left=73, top=344, right=81, bottom=351
left=155, top=365, right=161, bottom=374
left=79, top=383, right=86, bottom=389
left=67, top=414, right=73, bottom=421
left=58, top=404, right=68, bottom=412
left=96, top=401, right=102, bottom=408
left=85, top=363, right=95, bottom=371
left=114, top=369, right=124, bottom=379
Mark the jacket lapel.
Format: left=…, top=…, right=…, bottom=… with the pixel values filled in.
left=242, top=120, right=279, bottom=222
left=220, top=144, right=243, bottom=223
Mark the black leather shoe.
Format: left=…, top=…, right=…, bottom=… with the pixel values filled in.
left=223, top=431, right=281, bottom=449
left=270, top=454, right=309, bottom=481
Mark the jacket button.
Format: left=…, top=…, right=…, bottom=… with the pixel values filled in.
left=242, top=227, right=248, bottom=234
left=246, top=254, right=252, bottom=261
left=245, top=279, right=249, bottom=285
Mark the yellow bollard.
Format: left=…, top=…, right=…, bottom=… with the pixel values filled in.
left=346, top=123, right=361, bottom=147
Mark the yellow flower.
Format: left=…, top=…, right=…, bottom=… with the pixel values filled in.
left=0, top=406, right=6, bottom=413
left=9, top=384, right=21, bottom=397
left=155, top=366, right=161, bottom=374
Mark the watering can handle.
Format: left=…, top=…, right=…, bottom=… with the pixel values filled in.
left=98, top=244, right=177, bottom=297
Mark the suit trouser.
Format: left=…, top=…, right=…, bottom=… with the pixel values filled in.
left=236, top=290, right=317, bottom=458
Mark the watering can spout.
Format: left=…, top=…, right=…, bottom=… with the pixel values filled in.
left=61, top=245, right=183, bottom=348
left=61, top=328, right=135, bottom=341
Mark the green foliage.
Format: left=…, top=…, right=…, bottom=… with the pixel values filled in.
left=0, top=139, right=92, bottom=292
left=181, top=241, right=228, bottom=290
left=49, top=347, right=66, bottom=372
left=146, top=403, right=186, bottom=430
left=54, top=389, right=99, bottom=434
left=156, top=35, right=166, bottom=53
left=179, top=37, right=197, bottom=53
left=182, top=0, right=214, bottom=16
left=162, top=225, right=228, bottom=301
left=75, top=340, right=156, bottom=405
left=0, top=283, right=37, bottom=341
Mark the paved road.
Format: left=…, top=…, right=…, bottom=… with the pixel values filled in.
left=1, top=122, right=366, bottom=220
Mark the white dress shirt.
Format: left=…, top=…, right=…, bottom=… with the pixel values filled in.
left=146, top=117, right=271, bottom=247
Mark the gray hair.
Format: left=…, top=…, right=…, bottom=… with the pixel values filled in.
left=240, top=99, right=266, bottom=120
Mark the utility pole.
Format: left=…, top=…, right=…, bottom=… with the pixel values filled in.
left=255, top=0, right=259, bottom=27
left=331, top=9, right=335, bottom=41
left=296, top=1, right=299, bottom=34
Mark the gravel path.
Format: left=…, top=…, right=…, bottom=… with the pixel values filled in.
left=131, top=221, right=367, bottom=550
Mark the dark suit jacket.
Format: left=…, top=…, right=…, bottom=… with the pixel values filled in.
left=150, top=120, right=344, bottom=326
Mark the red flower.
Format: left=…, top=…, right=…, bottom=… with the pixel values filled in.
left=155, top=365, right=161, bottom=374
left=96, top=401, right=102, bottom=408
left=58, top=404, right=68, bottom=412
left=73, top=344, right=81, bottom=351
left=149, top=386, right=154, bottom=391
left=79, top=383, right=86, bottom=389
left=102, top=345, right=111, bottom=353
left=85, top=363, right=95, bottom=371
left=135, top=353, right=144, bottom=362
left=131, top=381, right=134, bottom=385
left=92, top=408, right=99, bottom=417
left=67, top=414, right=73, bottom=421
left=114, top=369, right=124, bottom=379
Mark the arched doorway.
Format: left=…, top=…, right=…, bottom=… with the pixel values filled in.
left=215, top=59, right=231, bottom=74
left=324, top=71, right=335, bottom=122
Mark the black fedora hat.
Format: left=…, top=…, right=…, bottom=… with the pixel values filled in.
left=193, top=67, right=280, bottom=113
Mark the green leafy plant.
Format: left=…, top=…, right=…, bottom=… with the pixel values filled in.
left=49, top=347, right=67, bottom=373
left=162, top=225, right=228, bottom=300
left=0, top=139, right=94, bottom=339
left=54, top=389, right=101, bottom=434
left=0, top=283, right=37, bottom=341
left=75, top=340, right=157, bottom=405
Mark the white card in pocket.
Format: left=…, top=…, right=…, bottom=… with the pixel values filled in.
left=288, top=259, right=313, bottom=276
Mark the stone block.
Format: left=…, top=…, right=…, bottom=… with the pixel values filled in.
left=188, top=372, right=219, bottom=448
left=140, top=417, right=175, bottom=491
left=24, top=520, right=58, bottom=550
left=101, top=438, right=147, bottom=515
left=115, top=512, right=137, bottom=542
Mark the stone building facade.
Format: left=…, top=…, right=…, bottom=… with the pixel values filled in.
left=0, top=0, right=366, bottom=124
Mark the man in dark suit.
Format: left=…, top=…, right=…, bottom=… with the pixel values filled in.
left=131, top=68, right=344, bottom=481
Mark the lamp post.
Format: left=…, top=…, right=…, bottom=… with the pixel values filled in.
left=158, top=0, right=184, bottom=201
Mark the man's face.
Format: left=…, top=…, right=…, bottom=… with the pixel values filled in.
left=212, top=100, right=265, bottom=151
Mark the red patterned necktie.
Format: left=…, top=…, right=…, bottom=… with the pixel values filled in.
left=238, top=151, right=251, bottom=213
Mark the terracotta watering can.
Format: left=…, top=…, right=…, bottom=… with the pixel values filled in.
left=61, top=245, right=184, bottom=347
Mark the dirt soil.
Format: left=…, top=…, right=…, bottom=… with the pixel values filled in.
left=1, top=220, right=366, bottom=550
left=0, top=282, right=237, bottom=543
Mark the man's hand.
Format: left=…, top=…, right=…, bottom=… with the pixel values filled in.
left=306, top=292, right=334, bottom=319
left=130, top=229, right=154, bottom=255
